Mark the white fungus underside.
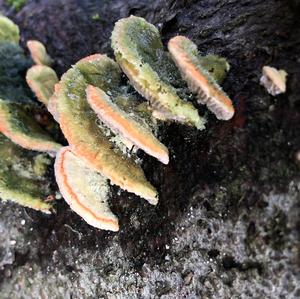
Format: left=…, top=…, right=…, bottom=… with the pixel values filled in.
left=55, top=148, right=118, bottom=231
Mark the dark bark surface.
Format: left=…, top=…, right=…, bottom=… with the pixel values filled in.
left=0, top=0, right=299, bottom=298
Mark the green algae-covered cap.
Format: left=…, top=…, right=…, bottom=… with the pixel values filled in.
left=111, top=16, right=205, bottom=129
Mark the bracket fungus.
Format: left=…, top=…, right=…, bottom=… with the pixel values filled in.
left=260, top=66, right=287, bottom=96
left=0, top=100, right=61, bottom=153
left=0, top=15, right=237, bottom=231
left=27, top=40, right=53, bottom=66
left=27, top=53, right=165, bottom=229
left=55, top=54, right=158, bottom=204
left=26, top=65, right=59, bottom=105
left=55, top=147, right=119, bottom=231
left=87, top=85, right=169, bottom=164
left=0, top=17, right=59, bottom=213
left=168, top=36, right=234, bottom=120
left=112, top=16, right=205, bottom=129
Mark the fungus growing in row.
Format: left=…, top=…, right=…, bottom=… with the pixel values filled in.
left=55, top=147, right=119, bottom=231
left=0, top=16, right=59, bottom=213
left=0, top=134, right=52, bottom=213
left=28, top=53, right=164, bottom=228
left=56, top=54, right=158, bottom=204
left=0, top=15, right=238, bottom=230
left=27, top=40, right=53, bottom=66
left=0, top=17, right=61, bottom=153
left=260, top=66, right=287, bottom=96
left=168, top=36, right=234, bottom=120
left=112, top=16, right=205, bottom=129
left=26, top=65, right=58, bottom=105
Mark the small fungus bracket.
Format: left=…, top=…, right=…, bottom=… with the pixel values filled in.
left=260, top=66, right=287, bottom=96
left=26, top=65, right=59, bottom=105
left=112, top=16, right=205, bottom=129
left=0, top=15, right=20, bottom=44
left=55, top=147, right=119, bottom=231
left=27, top=40, right=53, bottom=66
left=0, top=99, right=61, bottom=153
left=168, top=36, right=234, bottom=121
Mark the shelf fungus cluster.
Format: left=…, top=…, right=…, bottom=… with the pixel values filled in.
left=0, top=16, right=60, bottom=213
left=1, top=15, right=235, bottom=231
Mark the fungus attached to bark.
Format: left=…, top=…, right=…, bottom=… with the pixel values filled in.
left=168, top=36, right=234, bottom=120
left=26, top=65, right=58, bottom=105
left=0, top=134, right=52, bottom=213
left=260, top=66, right=287, bottom=96
left=0, top=18, right=60, bottom=154
left=27, top=40, right=53, bottom=66
left=0, top=100, right=61, bottom=153
left=55, top=147, right=119, bottom=231
left=56, top=54, right=158, bottom=204
left=111, top=16, right=205, bottom=129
